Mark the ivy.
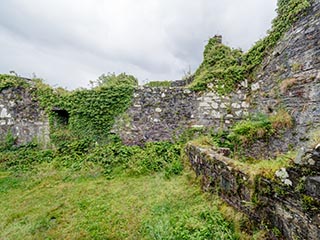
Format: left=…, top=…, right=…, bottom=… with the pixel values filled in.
left=64, top=85, right=134, bottom=142
left=244, top=0, right=311, bottom=75
left=0, top=74, right=135, bottom=145
left=189, top=37, right=245, bottom=94
left=0, top=74, right=30, bottom=91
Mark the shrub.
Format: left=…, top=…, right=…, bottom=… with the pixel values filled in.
left=0, top=74, right=30, bottom=91
left=90, top=72, right=138, bottom=88
left=0, top=132, right=17, bottom=151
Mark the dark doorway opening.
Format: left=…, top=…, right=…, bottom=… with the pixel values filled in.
left=52, top=108, right=69, bottom=126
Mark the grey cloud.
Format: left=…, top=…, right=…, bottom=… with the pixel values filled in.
left=0, top=0, right=277, bottom=89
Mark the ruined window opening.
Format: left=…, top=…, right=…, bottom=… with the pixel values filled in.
left=52, top=108, right=69, bottom=126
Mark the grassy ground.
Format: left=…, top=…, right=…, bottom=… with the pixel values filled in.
left=0, top=161, right=241, bottom=240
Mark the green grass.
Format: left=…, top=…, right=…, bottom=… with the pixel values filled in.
left=0, top=161, right=240, bottom=240
left=145, top=80, right=172, bottom=87
left=230, top=151, right=296, bottom=180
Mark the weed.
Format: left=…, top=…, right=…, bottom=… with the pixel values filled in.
left=309, top=128, right=320, bottom=148
left=291, top=62, right=302, bottom=72
left=269, top=109, right=293, bottom=130
left=228, top=114, right=273, bottom=145
left=301, top=194, right=320, bottom=211
left=279, top=78, right=297, bottom=94
left=230, top=151, right=295, bottom=180
left=0, top=131, right=17, bottom=151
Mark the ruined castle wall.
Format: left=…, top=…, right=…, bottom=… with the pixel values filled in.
left=252, top=0, right=320, bottom=145
left=186, top=144, right=320, bottom=240
left=0, top=87, right=49, bottom=146
left=113, top=86, right=250, bottom=145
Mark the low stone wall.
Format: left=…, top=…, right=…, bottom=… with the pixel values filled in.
left=0, top=87, right=49, bottom=146
left=186, top=143, right=320, bottom=239
left=113, top=86, right=250, bottom=145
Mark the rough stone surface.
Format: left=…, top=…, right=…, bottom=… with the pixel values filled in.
left=170, top=79, right=187, bottom=87
left=252, top=0, right=320, bottom=150
left=113, top=1, right=320, bottom=152
left=306, top=176, right=320, bottom=199
left=295, top=144, right=320, bottom=169
left=113, top=86, right=249, bottom=145
left=186, top=144, right=320, bottom=240
left=0, top=87, right=49, bottom=146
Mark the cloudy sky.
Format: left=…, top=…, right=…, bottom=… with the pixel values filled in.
left=0, top=0, right=277, bottom=89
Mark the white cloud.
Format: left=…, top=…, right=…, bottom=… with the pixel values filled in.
left=0, top=0, right=277, bottom=89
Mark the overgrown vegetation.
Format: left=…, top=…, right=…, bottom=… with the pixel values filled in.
left=190, top=0, right=311, bottom=93
left=90, top=72, right=138, bottom=88
left=192, top=110, right=293, bottom=157
left=0, top=138, right=183, bottom=178
left=144, top=80, right=172, bottom=87
left=232, top=152, right=295, bottom=180
left=0, top=132, right=17, bottom=152
left=0, top=128, right=262, bottom=239
left=189, top=36, right=245, bottom=94
left=244, top=0, right=311, bottom=74
left=0, top=74, right=30, bottom=91
left=228, top=110, right=293, bottom=149
left=188, top=109, right=296, bottom=183
left=27, top=74, right=135, bottom=144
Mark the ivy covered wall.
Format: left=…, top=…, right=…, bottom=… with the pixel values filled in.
left=0, top=75, right=135, bottom=147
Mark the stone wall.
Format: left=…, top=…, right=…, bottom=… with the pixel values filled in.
left=113, top=86, right=249, bottom=145
left=186, top=143, right=320, bottom=240
left=115, top=1, right=320, bottom=148
left=251, top=0, right=320, bottom=147
left=0, top=87, right=49, bottom=146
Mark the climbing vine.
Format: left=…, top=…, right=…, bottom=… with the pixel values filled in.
left=65, top=85, right=134, bottom=141
left=0, top=74, right=30, bottom=91
left=29, top=76, right=135, bottom=145
left=244, top=0, right=311, bottom=75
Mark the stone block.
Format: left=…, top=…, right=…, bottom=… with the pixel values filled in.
left=231, top=103, right=241, bottom=109
left=306, top=176, right=320, bottom=199
left=241, top=102, right=250, bottom=108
